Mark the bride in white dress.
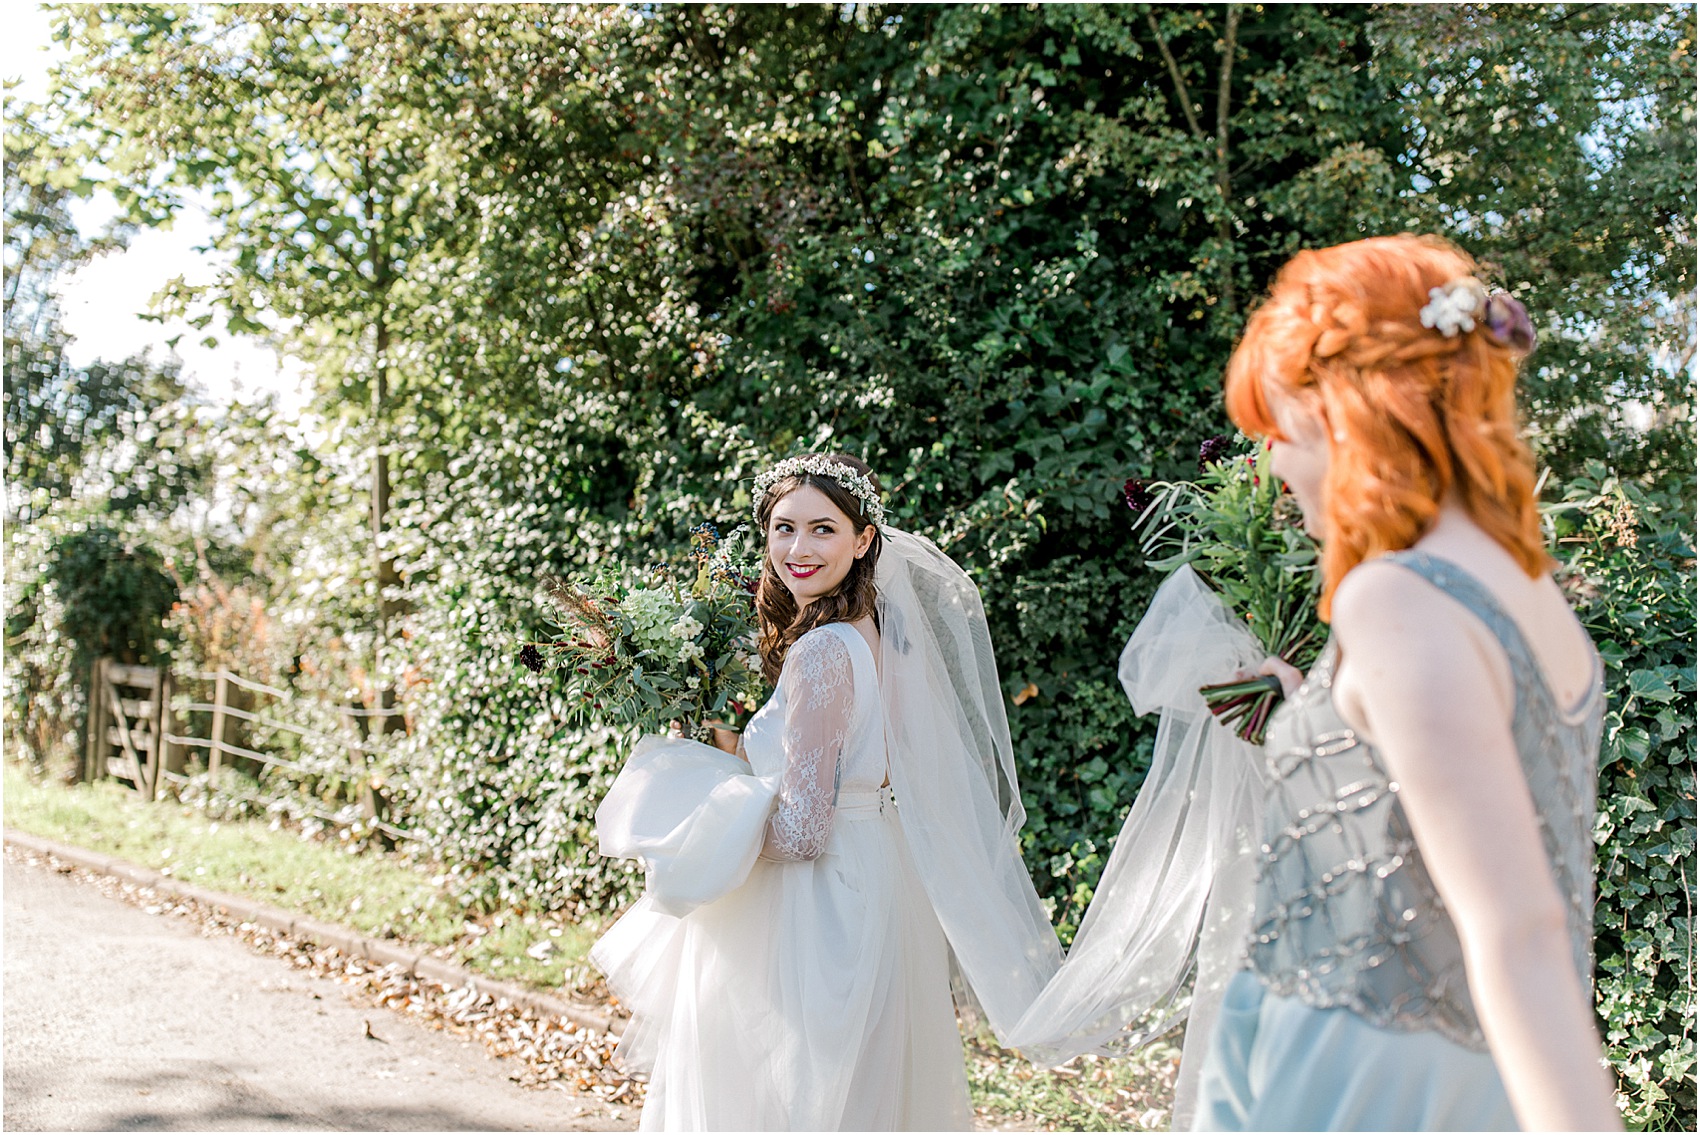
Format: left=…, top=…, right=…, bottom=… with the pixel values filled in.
left=590, top=454, right=1064, bottom=1131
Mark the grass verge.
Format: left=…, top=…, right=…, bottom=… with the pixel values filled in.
left=1, top=764, right=597, bottom=990
left=966, top=1031, right=1180, bottom=1131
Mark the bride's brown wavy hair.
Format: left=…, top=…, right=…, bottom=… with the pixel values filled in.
left=1224, top=234, right=1547, bottom=621
left=755, top=454, right=884, bottom=685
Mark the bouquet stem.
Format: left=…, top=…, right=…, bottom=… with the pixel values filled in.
left=1198, top=674, right=1286, bottom=745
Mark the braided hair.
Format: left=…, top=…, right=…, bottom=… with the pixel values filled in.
left=1224, top=234, right=1546, bottom=619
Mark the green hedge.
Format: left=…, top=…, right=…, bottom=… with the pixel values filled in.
left=1555, top=467, right=1696, bottom=1126
left=384, top=0, right=1402, bottom=931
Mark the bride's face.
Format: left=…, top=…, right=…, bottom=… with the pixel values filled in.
left=1267, top=388, right=1332, bottom=541
left=766, top=485, right=875, bottom=609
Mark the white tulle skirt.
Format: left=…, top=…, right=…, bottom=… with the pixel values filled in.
left=594, top=788, right=973, bottom=1131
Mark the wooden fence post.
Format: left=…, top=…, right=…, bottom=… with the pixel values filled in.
left=208, top=671, right=229, bottom=780
left=156, top=667, right=184, bottom=787
left=83, top=658, right=109, bottom=783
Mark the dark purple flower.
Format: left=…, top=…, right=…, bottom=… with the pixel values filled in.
left=519, top=644, right=546, bottom=674
left=689, top=521, right=719, bottom=561
left=1483, top=292, right=1536, bottom=354
left=1123, top=477, right=1157, bottom=517
left=1198, top=435, right=1233, bottom=472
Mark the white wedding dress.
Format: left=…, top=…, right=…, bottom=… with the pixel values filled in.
left=593, top=621, right=974, bottom=1130
left=594, top=528, right=1068, bottom=1130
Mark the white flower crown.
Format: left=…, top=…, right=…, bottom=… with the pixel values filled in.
left=752, top=455, right=887, bottom=527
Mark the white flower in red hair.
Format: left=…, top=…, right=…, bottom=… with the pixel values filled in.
left=1419, top=278, right=1488, bottom=338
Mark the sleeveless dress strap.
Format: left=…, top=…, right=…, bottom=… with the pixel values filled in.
left=1377, top=550, right=1551, bottom=714
left=1374, top=555, right=1601, bottom=1005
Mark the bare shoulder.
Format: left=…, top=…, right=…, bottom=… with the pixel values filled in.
left=1332, top=556, right=1513, bottom=731
left=1332, top=557, right=1471, bottom=649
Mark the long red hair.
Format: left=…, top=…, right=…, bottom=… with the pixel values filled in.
left=1224, top=234, right=1547, bottom=619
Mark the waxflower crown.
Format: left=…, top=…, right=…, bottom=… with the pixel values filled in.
left=1419, top=277, right=1536, bottom=353
left=752, top=455, right=887, bottom=527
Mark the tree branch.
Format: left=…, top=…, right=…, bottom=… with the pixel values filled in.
left=1673, top=337, right=1697, bottom=379
left=1145, top=9, right=1206, bottom=141
left=1217, top=6, right=1238, bottom=179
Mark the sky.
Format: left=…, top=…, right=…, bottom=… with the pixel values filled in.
left=4, top=3, right=309, bottom=414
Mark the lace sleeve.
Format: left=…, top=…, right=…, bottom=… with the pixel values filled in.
left=761, top=629, right=856, bottom=862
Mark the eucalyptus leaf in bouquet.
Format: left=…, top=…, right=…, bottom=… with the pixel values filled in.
left=1126, top=436, right=1325, bottom=744
left=521, top=523, right=770, bottom=743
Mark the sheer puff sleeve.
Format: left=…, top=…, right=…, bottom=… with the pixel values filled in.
left=761, top=628, right=855, bottom=862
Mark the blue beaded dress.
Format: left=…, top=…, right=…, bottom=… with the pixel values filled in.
left=1193, top=552, right=1604, bottom=1131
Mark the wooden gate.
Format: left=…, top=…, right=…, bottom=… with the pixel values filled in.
left=83, top=658, right=413, bottom=845
left=84, top=660, right=172, bottom=799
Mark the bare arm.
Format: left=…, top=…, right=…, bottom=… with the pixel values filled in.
left=706, top=726, right=743, bottom=757
left=1331, top=563, right=1619, bottom=1131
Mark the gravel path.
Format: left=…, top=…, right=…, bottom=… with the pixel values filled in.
left=3, top=852, right=635, bottom=1131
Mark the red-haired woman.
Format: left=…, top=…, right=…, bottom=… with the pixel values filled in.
left=1191, top=235, right=1619, bottom=1130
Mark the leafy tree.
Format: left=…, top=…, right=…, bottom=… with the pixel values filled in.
left=3, top=107, right=201, bottom=523
left=5, top=516, right=180, bottom=777
left=1370, top=3, right=1696, bottom=484
left=5, top=104, right=222, bottom=781
left=50, top=2, right=498, bottom=654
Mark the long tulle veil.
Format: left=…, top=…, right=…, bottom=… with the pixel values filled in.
left=1002, top=564, right=1268, bottom=1125
left=878, top=534, right=1268, bottom=1125
left=875, top=528, right=1064, bottom=1033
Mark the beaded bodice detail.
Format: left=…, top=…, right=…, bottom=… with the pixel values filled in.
left=1245, top=551, right=1603, bottom=1050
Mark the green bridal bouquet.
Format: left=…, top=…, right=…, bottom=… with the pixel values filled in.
left=1125, top=436, right=1326, bottom=745
left=519, top=523, right=770, bottom=742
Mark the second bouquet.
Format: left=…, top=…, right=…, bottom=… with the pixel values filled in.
left=1126, top=436, right=1325, bottom=745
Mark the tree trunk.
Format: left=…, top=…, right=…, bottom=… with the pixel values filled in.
left=1216, top=4, right=1241, bottom=317
left=364, top=155, right=404, bottom=649
left=1146, top=6, right=1240, bottom=314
